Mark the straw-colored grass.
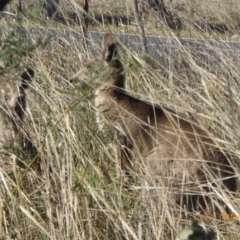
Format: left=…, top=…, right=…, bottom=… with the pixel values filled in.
left=0, top=1, right=240, bottom=239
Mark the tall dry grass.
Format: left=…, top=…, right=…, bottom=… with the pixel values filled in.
left=0, top=1, right=240, bottom=239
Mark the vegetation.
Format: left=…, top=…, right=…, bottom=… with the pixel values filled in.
left=0, top=0, right=240, bottom=239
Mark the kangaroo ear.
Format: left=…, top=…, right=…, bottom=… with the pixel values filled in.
left=0, top=0, right=11, bottom=11
left=20, top=68, right=34, bottom=89
left=102, top=33, right=118, bottom=63
left=102, top=33, right=115, bottom=49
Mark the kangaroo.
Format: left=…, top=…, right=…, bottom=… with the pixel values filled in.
left=85, top=33, right=237, bottom=214
left=0, top=68, right=34, bottom=148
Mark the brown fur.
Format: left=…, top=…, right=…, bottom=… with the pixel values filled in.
left=88, top=33, right=236, bottom=213
left=0, top=68, right=34, bottom=147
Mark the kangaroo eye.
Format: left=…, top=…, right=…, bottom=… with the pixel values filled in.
left=4, top=96, right=8, bottom=101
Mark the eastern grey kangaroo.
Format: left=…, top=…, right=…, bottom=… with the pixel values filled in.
left=0, top=68, right=34, bottom=148
left=86, top=32, right=236, bottom=214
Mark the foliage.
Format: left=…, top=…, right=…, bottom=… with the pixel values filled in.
left=0, top=1, right=239, bottom=240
